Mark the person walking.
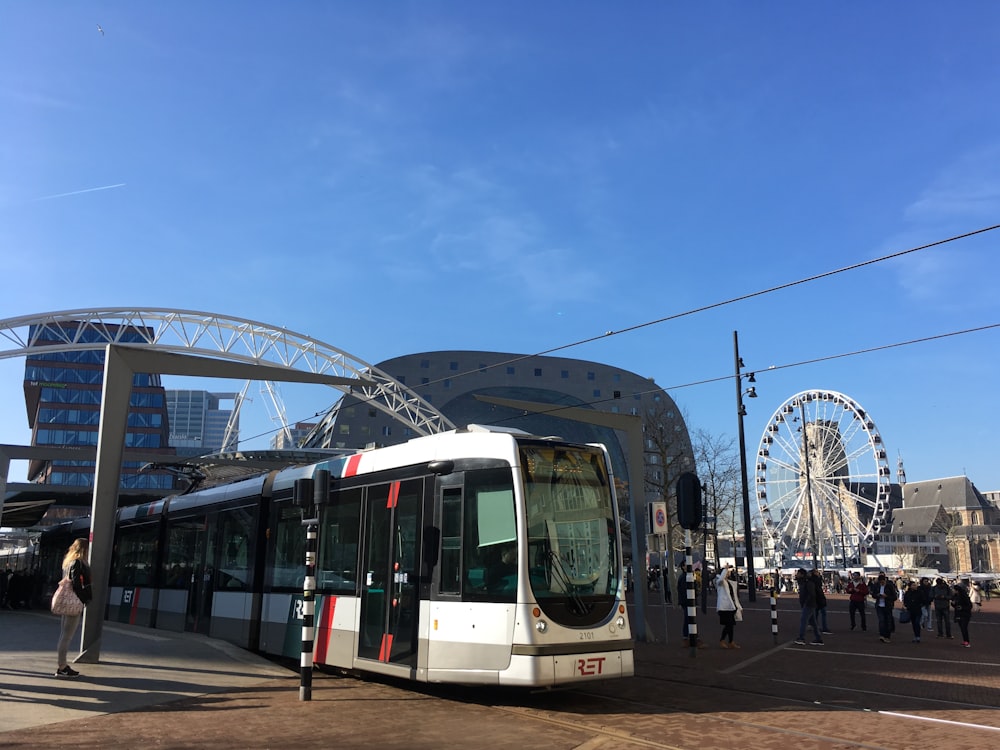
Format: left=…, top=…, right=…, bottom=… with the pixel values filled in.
left=952, top=583, right=973, bottom=647
left=902, top=580, right=925, bottom=642
left=918, top=577, right=934, bottom=631
left=811, top=569, right=832, bottom=634
left=845, top=571, right=868, bottom=631
left=715, top=564, right=743, bottom=649
left=932, top=578, right=953, bottom=639
left=793, top=568, right=823, bottom=646
left=970, top=582, right=983, bottom=613
left=55, top=538, right=92, bottom=678
left=871, top=572, right=898, bottom=643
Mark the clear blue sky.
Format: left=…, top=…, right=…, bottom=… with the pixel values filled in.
left=2, top=3, right=999, bottom=491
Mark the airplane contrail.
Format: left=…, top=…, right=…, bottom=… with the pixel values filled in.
left=32, top=183, right=126, bottom=201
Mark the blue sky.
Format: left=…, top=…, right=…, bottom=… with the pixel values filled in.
left=2, top=3, right=999, bottom=492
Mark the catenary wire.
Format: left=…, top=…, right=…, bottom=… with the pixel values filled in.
left=235, top=224, right=1000, bottom=448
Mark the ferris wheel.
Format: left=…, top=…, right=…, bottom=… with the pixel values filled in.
left=754, top=389, right=891, bottom=569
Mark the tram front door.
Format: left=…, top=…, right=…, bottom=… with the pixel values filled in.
left=358, top=479, right=421, bottom=667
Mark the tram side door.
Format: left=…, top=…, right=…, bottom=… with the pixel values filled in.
left=181, top=513, right=216, bottom=636
left=358, top=479, right=421, bottom=667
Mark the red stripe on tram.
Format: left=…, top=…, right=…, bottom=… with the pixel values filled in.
left=378, top=634, right=394, bottom=662
left=387, top=482, right=400, bottom=509
left=344, top=454, right=362, bottom=477
left=129, top=588, right=141, bottom=624
left=313, top=597, right=336, bottom=663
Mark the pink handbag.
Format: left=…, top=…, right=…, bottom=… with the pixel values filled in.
left=51, top=577, right=84, bottom=617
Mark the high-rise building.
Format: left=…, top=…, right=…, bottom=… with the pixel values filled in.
left=22, top=320, right=175, bottom=492
left=269, top=421, right=317, bottom=450
left=165, top=390, right=238, bottom=457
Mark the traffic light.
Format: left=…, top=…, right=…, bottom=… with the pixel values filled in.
left=676, top=472, right=702, bottom=531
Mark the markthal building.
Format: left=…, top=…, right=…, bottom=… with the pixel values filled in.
left=300, top=350, right=694, bottom=513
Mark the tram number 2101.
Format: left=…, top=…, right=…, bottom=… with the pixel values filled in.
left=576, top=657, right=607, bottom=677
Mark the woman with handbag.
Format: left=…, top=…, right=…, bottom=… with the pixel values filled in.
left=53, top=538, right=92, bottom=678
left=715, top=564, right=743, bottom=649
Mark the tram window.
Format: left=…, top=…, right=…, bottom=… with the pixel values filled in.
left=111, top=523, right=158, bottom=587
left=462, top=468, right=516, bottom=601
left=318, top=487, right=361, bottom=593
left=439, top=487, right=462, bottom=594
left=163, top=517, right=205, bottom=589
left=268, top=503, right=305, bottom=589
left=217, top=506, right=254, bottom=590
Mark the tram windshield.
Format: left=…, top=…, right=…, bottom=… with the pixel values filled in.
left=520, top=442, right=621, bottom=626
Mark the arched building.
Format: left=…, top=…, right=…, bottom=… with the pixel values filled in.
left=302, top=350, right=694, bottom=523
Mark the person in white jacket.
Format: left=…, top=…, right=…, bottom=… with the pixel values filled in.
left=715, top=564, right=744, bottom=649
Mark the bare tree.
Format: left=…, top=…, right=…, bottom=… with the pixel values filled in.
left=691, top=428, right=741, bottom=573
left=642, top=403, right=695, bottom=599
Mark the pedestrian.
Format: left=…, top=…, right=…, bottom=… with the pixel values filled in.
left=715, top=564, right=743, bottom=649
left=793, top=567, right=823, bottom=646
left=952, top=584, right=973, bottom=647
left=845, top=571, right=868, bottom=631
left=811, top=569, right=832, bottom=634
left=932, top=578, right=953, bottom=639
left=970, top=582, right=982, bottom=613
left=918, top=577, right=933, bottom=631
left=55, top=538, right=92, bottom=678
left=902, top=580, right=924, bottom=642
left=870, top=572, right=899, bottom=643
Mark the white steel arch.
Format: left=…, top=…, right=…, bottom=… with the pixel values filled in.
left=0, top=308, right=455, bottom=440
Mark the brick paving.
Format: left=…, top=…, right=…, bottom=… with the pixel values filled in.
left=1, top=594, right=998, bottom=749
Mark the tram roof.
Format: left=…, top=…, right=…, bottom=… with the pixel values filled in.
left=2, top=448, right=350, bottom=529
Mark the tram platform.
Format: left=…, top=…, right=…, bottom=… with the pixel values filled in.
left=1, top=594, right=998, bottom=748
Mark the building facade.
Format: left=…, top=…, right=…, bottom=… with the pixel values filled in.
left=165, top=390, right=238, bottom=457
left=22, top=321, right=176, bottom=496
left=302, top=350, right=694, bottom=515
left=876, top=476, right=1000, bottom=573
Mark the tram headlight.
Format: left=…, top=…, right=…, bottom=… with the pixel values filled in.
left=615, top=615, right=626, bottom=629
left=535, top=619, right=548, bottom=634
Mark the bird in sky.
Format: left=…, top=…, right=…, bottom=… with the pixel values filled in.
left=97, top=24, right=104, bottom=36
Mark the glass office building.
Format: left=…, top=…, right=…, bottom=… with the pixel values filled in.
left=22, top=321, right=176, bottom=491
left=166, top=390, right=239, bottom=457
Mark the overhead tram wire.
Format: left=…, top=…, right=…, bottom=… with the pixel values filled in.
left=391, top=222, right=1000, bottom=394
left=260, top=320, right=1000, bottom=439
left=225, top=223, right=1000, bottom=450
left=448, top=223, right=1000, bottom=384
left=471, top=322, right=1000, bottom=428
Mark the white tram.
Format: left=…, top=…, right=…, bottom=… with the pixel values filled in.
left=87, top=425, right=633, bottom=686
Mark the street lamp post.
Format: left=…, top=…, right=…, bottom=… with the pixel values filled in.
left=734, top=330, right=757, bottom=602
left=799, top=400, right=820, bottom=566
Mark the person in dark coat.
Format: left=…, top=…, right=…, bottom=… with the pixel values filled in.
left=870, top=572, right=899, bottom=643
left=902, top=580, right=925, bottom=642
left=932, top=578, right=953, bottom=638
left=952, top=584, right=973, bottom=647
left=793, top=568, right=823, bottom=645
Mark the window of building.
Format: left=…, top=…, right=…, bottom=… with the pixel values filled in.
left=449, top=361, right=459, bottom=371
left=420, top=359, right=430, bottom=368
left=534, top=368, right=542, bottom=377
left=506, top=366, right=515, bottom=375
left=587, top=371, right=595, bottom=381
left=593, top=389, right=601, bottom=398
left=561, top=370, right=569, bottom=378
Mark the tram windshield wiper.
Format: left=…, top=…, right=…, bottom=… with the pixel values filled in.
left=548, top=550, right=592, bottom=616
